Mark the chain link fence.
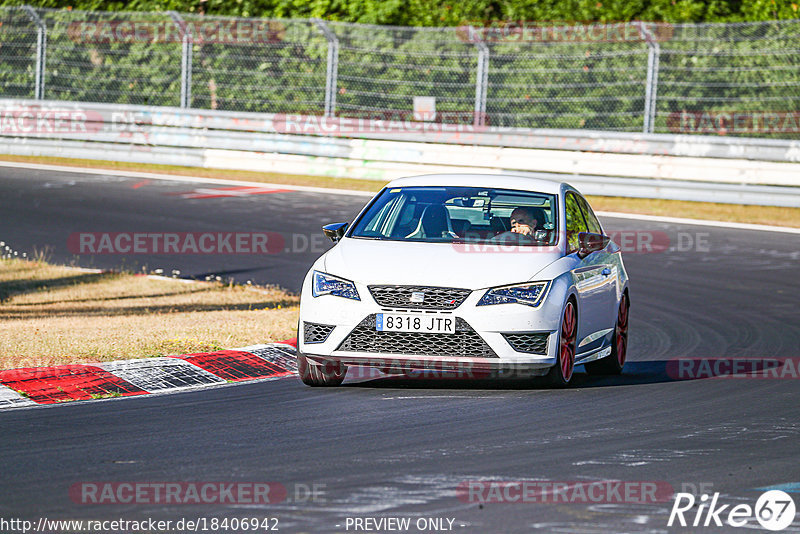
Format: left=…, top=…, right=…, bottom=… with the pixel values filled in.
left=329, top=22, right=479, bottom=119
left=1, top=7, right=799, bottom=137
left=656, top=22, right=800, bottom=136
left=0, top=7, right=39, bottom=99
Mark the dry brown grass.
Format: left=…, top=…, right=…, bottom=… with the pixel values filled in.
left=0, top=258, right=299, bottom=370
left=587, top=196, right=800, bottom=228
left=2, top=154, right=798, bottom=227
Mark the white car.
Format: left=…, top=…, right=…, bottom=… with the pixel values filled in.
left=297, top=174, right=630, bottom=387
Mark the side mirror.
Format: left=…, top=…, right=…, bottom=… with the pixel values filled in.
left=323, top=222, right=348, bottom=243
left=578, top=232, right=609, bottom=258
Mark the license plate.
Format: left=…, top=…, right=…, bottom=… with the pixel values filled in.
left=376, top=313, right=456, bottom=334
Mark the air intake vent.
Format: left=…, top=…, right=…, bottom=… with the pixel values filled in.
left=502, top=333, right=549, bottom=355
left=368, top=285, right=471, bottom=310
left=303, top=322, right=335, bottom=344
left=338, top=315, right=497, bottom=358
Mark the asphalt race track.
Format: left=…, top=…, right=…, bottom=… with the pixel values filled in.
left=0, top=166, right=361, bottom=290
left=1, top=166, right=799, bottom=533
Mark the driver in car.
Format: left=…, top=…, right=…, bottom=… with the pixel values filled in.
left=510, top=207, right=542, bottom=236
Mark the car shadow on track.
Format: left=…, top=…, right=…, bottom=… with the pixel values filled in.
left=342, top=360, right=682, bottom=390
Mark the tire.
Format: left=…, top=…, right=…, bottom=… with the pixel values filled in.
left=297, top=352, right=347, bottom=387
left=544, top=299, right=577, bottom=388
left=585, top=292, right=629, bottom=376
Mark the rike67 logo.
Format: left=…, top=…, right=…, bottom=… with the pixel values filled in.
left=669, top=490, right=796, bottom=531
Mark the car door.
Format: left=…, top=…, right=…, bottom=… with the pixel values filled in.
left=577, top=195, right=621, bottom=349
left=565, top=192, right=615, bottom=356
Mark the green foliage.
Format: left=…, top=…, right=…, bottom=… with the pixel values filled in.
left=3, top=0, right=800, bottom=24
left=0, top=8, right=38, bottom=98
left=1, top=2, right=798, bottom=138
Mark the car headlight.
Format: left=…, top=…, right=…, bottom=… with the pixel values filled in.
left=312, top=271, right=360, bottom=300
left=477, top=281, right=550, bottom=307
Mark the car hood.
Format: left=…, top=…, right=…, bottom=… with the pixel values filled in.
left=322, top=237, right=563, bottom=290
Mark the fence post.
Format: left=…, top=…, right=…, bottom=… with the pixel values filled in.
left=21, top=6, right=46, bottom=100
left=473, top=39, right=489, bottom=127
left=168, top=11, right=192, bottom=108
left=313, top=19, right=339, bottom=118
left=639, top=22, right=660, bottom=134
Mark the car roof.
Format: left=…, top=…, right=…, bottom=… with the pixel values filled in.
left=385, top=174, right=568, bottom=195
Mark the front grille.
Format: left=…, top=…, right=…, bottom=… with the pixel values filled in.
left=503, top=333, right=549, bottom=355
left=368, top=285, right=471, bottom=310
left=303, top=322, right=335, bottom=344
left=337, top=314, right=497, bottom=358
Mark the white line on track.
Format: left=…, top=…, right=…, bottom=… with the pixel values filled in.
left=0, top=160, right=374, bottom=197
left=2, top=160, right=797, bottom=233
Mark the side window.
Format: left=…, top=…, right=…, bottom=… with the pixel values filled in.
left=565, top=192, right=588, bottom=254
left=576, top=195, right=603, bottom=235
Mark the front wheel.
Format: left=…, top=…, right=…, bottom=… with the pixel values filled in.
left=544, top=299, right=577, bottom=388
left=297, top=352, right=347, bottom=386
left=585, top=293, right=629, bottom=376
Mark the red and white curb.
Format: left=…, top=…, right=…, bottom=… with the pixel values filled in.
left=0, top=340, right=298, bottom=409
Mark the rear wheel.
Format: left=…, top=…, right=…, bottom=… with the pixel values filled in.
left=545, top=299, right=577, bottom=388
left=585, top=293, right=629, bottom=375
left=297, top=352, right=347, bottom=386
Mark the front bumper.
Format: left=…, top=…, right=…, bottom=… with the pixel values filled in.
left=298, top=276, right=567, bottom=375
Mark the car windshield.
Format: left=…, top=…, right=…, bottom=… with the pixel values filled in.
left=349, top=186, right=558, bottom=246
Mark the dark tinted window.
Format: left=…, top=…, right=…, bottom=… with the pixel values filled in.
left=576, top=195, right=603, bottom=235
left=565, top=192, right=588, bottom=253
left=349, top=186, right=558, bottom=246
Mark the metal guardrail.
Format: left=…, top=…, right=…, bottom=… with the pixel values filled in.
left=2, top=99, right=799, bottom=160
left=1, top=99, right=799, bottom=207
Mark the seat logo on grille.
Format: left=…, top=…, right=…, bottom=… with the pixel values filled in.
left=410, top=291, right=425, bottom=303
